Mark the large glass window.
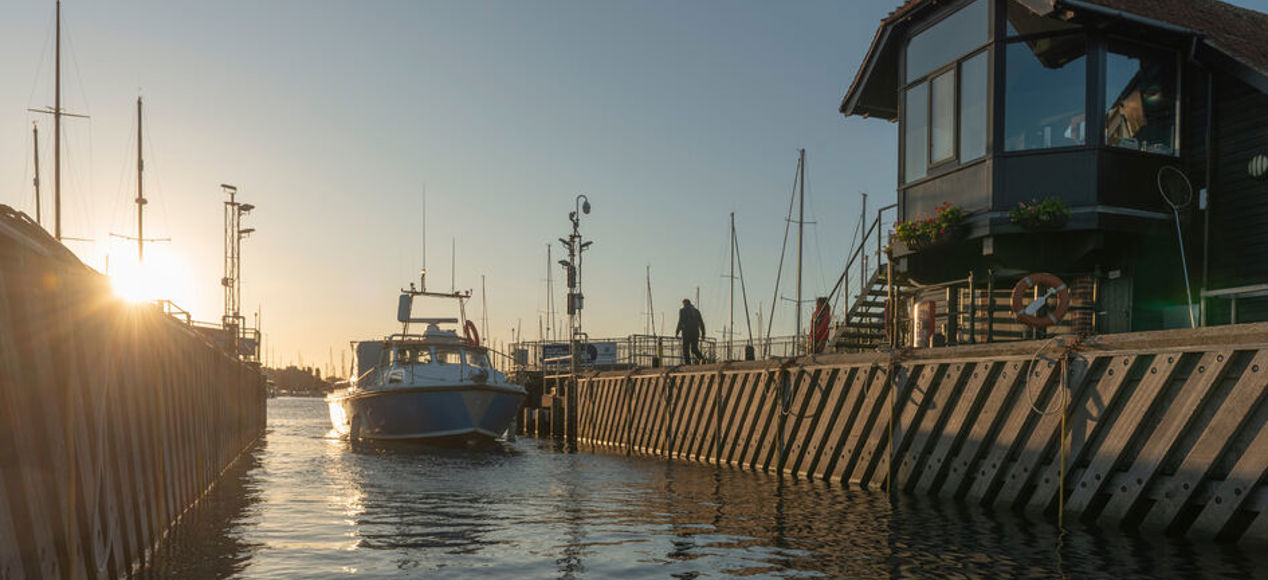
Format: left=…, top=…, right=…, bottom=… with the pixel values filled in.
left=931, top=71, right=956, bottom=164
left=907, top=0, right=989, bottom=82
left=959, top=52, right=989, bottom=162
left=1004, top=35, right=1086, bottom=152
left=1105, top=41, right=1178, bottom=155
left=904, top=84, right=929, bottom=182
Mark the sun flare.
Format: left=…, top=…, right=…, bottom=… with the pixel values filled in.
left=108, top=243, right=194, bottom=306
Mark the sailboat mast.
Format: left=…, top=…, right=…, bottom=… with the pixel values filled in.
left=795, top=148, right=805, bottom=355
left=729, top=212, right=735, bottom=361
left=32, top=123, right=41, bottom=226
left=546, top=244, right=554, bottom=341
left=645, top=265, right=654, bottom=335
left=54, top=0, right=61, bottom=241
left=137, top=96, right=145, bottom=263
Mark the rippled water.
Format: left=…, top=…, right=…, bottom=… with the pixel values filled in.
left=142, top=397, right=1268, bottom=578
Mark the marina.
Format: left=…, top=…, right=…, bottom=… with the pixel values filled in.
left=2, top=0, right=1268, bottom=578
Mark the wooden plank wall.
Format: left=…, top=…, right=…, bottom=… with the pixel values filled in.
left=572, top=326, right=1268, bottom=544
left=0, top=207, right=266, bottom=578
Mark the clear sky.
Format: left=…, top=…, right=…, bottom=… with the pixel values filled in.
left=2, top=0, right=1264, bottom=372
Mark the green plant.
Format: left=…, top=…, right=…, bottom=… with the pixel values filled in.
left=1009, top=196, right=1070, bottom=227
left=893, top=202, right=965, bottom=246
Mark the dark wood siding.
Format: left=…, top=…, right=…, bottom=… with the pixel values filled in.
left=1208, top=76, right=1268, bottom=296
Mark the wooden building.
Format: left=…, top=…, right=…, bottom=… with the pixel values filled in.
left=841, top=0, right=1268, bottom=333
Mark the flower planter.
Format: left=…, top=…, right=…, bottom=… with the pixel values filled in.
left=1014, top=214, right=1068, bottom=231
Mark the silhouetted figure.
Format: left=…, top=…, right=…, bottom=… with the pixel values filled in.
left=675, top=298, right=706, bottom=364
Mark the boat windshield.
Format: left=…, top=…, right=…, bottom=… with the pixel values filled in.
left=466, top=350, right=491, bottom=368
left=392, top=346, right=431, bottom=365
left=434, top=347, right=463, bottom=365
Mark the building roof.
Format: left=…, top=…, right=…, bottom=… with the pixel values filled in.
left=841, top=0, right=1268, bottom=120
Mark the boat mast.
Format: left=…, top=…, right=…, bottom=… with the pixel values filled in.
left=54, top=0, right=61, bottom=240
left=136, top=96, right=145, bottom=262
left=32, top=123, right=41, bottom=226
left=645, top=265, right=654, bottom=335
left=795, top=148, right=805, bottom=356
left=481, top=274, right=488, bottom=343
left=729, top=212, right=735, bottom=361
left=546, top=244, right=554, bottom=341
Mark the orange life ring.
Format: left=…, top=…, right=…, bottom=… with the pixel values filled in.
left=1010, top=273, right=1071, bottom=328
left=463, top=320, right=481, bottom=347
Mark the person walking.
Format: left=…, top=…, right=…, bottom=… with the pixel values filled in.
left=675, top=298, right=706, bottom=364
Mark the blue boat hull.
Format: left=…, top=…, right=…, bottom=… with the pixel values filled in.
left=328, top=385, right=525, bottom=443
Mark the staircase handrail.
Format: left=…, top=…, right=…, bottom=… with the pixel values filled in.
left=825, top=203, right=897, bottom=312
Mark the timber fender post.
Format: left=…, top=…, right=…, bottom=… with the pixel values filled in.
left=0, top=205, right=267, bottom=577
left=569, top=324, right=1268, bottom=544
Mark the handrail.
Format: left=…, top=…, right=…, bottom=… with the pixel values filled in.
left=825, top=203, right=898, bottom=313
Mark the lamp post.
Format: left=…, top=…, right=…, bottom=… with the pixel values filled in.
left=222, top=184, right=256, bottom=359
left=559, top=194, right=591, bottom=450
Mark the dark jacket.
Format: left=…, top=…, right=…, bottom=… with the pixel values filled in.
left=676, top=305, right=705, bottom=339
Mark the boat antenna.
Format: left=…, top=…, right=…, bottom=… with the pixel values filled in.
left=426, top=184, right=431, bottom=289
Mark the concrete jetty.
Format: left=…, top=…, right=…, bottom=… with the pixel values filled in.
left=556, top=323, right=1268, bottom=544
left=0, top=206, right=266, bottom=578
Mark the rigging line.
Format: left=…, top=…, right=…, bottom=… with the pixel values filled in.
left=144, top=106, right=173, bottom=235
left=25, top=8, right=56, bottom=112
left=108, top=115, right=135, bottom=235
left=765, top=153, right=801, bottom=350
left=733, top=221, right=755, bottom=344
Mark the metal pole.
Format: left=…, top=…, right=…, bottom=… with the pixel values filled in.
left=986, top=269, right=995, bottom=343
left=967, top=270, right=976, bottom=344
left=729, top=212, right=735, bottom=361
left=54, top=0, right=61, bottom=241
left=860, top=192, right=868, bottom=309
left=795, top=148, right=805, bottom=356
left=137, top=97, right=145, bottom=263
left=32, top=123, right=40, bottom=226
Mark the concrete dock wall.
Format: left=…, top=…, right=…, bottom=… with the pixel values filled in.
left=0, top=207, right=266, bottom=578
left=572, top=324, right=1268, bottom=544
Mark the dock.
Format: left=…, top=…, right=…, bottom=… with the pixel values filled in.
left=534, top=323, right=1268, bottom=544
left=0, top=206, right=266, bottom=578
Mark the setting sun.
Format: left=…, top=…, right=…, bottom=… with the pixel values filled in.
left=108, top=242, right=194, bottom=306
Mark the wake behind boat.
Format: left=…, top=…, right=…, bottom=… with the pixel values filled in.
left=326, top=279, right=526, bottom=445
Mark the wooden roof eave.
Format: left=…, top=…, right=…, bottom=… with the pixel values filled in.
left=840, top=23, right=901, bottom=121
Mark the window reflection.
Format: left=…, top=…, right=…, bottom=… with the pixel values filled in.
left=931, top=71, right=956, bottom=164
left=906, top=0, right=989, bottom=82
left=1105, top=42, right=1177, bottom=155
left=1004, top=35, right=1086, bottom=152
left=959, top=52, right=988, bottom=162
left=904, top=84, right=928, bottom=182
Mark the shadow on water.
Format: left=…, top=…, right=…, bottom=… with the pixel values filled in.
left=136, top=438, right=267, bottom=579
left=141, top=398, right=1268, bottom=579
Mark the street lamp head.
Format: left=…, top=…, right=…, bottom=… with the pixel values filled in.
left=239, top=227, right=256, bottom=237
left=220, top=184, right=237, bottom=192
left=239, top=203, right=255, bottom=213
left=581, top=199, right=591, bottom=215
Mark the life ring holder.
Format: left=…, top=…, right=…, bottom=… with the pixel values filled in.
left=463, top=320, right=481, bottom=347
left=1011, top=273, right=1071, bottom=328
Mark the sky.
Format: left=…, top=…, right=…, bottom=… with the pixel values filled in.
left=2, top=0, right=1264, bottom=373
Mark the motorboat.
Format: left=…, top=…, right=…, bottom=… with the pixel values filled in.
left=326, top=281, right=525, bottom=444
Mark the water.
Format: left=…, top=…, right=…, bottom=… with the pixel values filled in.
left=144, top=397, right=1268, bottom=578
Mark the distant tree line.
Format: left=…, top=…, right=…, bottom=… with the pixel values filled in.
left=265, top=365, right=340, bottom=395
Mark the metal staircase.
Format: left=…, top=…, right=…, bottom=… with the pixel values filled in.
left=833, top=265, right=909, bottom=351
